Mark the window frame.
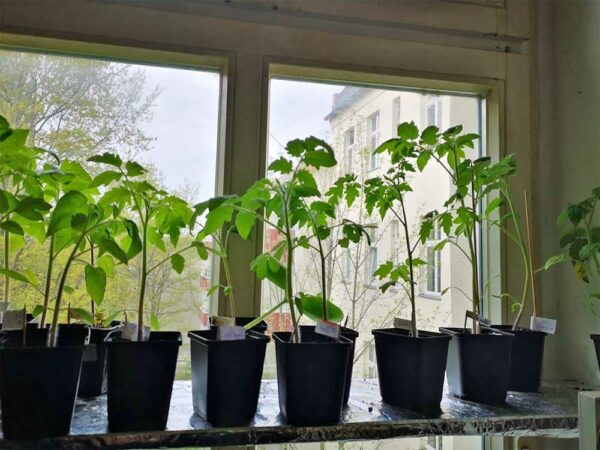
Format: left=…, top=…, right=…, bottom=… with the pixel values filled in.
left=367, top=111, right=380, bottom=170
left=423, top=222, right=443, bottom=299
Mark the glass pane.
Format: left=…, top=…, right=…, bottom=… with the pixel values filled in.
left=0, top=49, right=221, bottom=379
left=265, top=77, right=483, bottom=381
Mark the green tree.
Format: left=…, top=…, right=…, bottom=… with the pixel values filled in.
left=0, top=50, right=159, bottom=162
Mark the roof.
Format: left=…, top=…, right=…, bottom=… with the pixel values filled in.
left=324, top=86, right=371, bottom=121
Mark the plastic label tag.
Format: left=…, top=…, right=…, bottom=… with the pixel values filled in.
left=315, top=320, right=341, bottom=340
left=394, top=318, right=413, bottom=330
left=0, top=302, right=11, bottom=315
left=530, top=316, right=557, bottom=334
left=465, top=310, right=491, bottom=326
left=2, top=309, right=25, bottom=331
left=216, top=325, right=246, bottom=341
left=122, top=322, right=150, bottom=342
left=82, top=344, right=98, bottom=362
left=212, top=315, right=235, bottom=327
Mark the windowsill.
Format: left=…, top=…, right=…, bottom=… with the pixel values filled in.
left=420, top=292, right=442, bottom=301
left=26, top=379, right=578, bottom=449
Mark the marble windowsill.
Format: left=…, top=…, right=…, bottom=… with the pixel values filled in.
left=0, top=379, right=580, bottom=449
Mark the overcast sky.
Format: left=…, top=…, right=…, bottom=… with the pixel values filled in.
left=137, top=65, right=342, bottom=203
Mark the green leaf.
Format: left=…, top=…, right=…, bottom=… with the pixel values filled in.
left=485, top=197, right=504, bottom=216
left=268, top=157, right=293, bottom=174
left=98, top=238, right=128, bottom=264
left=304, top=150, right=336, bottom=168
left=192, top=240, right=209, bottom=260
left=0, top=268, right=33, bottom=286
left=421, top=126, right=439, bottom=145
left=540, top=253, right=569, bottom=272
left=171, top=253, right=185, bottom=274
left=91, top=170, right=122, bottom=187
left=250, top=253, right=287, bottom=290
left=296, top=293, right=344, bottom=323
left=0, top=220, right=24, bottom=235
left=101, top=310, right=122, bottom=328
left=72, top=308, right=95, bottom=325
left=31, top=305, right=45, bottom=318
left=203, top=203, right=234, bottom=235
left=47, top=191, right=89, bottom=236
left=559, top=227, right=585, bottom=248
left=97, top=255, right=115, bottom=278
left=207, top=285, right=219, bottom=297
left=88, top=153, right=123, bottom=168
left=150, top=313, right=160, bottom=331
left=125, top=161, right=146, bottom=177
left=397, top=122, right=419, bottom=140
left=14, top=197, right=52, bottom=221
left=416, top=151, right=431, bottom=172
left=85, top=265, right=106, bottom=305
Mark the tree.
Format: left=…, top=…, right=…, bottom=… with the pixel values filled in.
left=0, top=50, right=159, bottom=162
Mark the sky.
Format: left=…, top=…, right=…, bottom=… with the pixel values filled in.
left=134, top=65, right=342, bottom=203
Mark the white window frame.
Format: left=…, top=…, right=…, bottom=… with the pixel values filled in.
left=424, top=222, right=442, bottom=298
left=392, top=95, right=402, bottom=131
left=367, top=111, right=380, bottom=170
left=426, top=97, right=442, bottom=128
left=344, top=127, right=355, bottom=172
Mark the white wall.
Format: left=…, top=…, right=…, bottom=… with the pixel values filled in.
left=537, top=0, right=600, bottom=386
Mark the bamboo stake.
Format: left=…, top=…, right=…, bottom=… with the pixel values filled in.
left=524, top=189, right=538, bottom=317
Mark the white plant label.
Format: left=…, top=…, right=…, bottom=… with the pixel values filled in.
left=212, top=315, right=235, bottom=327
left=0, top=302, right=11, bottom=315
left=2, top=309, right=25, bottom=331
left=216, top=325, right=246, bottom=341
left=122, top=322, right=150, bottom=342
left=82, top=344, right=98, bottom=362
left=530, top=316, right=557, bottom=334
left=394, top=317, right=413, bottom=330
left=465, top=310, right=491, bottom=326
left=315, top=320, right=341, bottom=340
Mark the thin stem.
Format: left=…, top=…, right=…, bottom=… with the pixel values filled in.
left=398, top=194, right=418, bottom=337
left=49, top=232, right=86, bottom=347
left=282, top=193, right=298, bottom=343
left=137, top=221, right=148, bottom=341
left=243, top=299, right=287, bottom=330
left=3, top=228, right=9, bottom=305
left=89, top=239, right=95, bottom=319
left=40, top=235, right=55, bottom=328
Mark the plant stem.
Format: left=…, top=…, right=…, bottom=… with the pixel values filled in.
left=282, top=197, right=298, bottom=343
left=4, top=228, right=9, bottom=305
left=243, top=299, right=287, bottom=330
left=137, top=223, right=148, bottom=341
left=40, top=235, right=54, bottom=328
left=89, top=239, right=95, bottom=320
left=398, top=195, right=418, bottom=338
left=49, top=233, right=86, bottom=347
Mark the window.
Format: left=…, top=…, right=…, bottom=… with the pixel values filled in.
left=392, top=96, right=402, bottom=130
left=425, top=223, right=442, bottom=296
left=367, top=111, right=380, bottom=170
left=266, top=76, right=484, bottom=382
left=0, top=48, right=221, bottom=380
left=367, top=342, right=377, bottom=378
left=426, top=98, right=442, bottom=128
left=345, top=127, right=355, bottom=171
left=366, top=227, right=378, bottom=283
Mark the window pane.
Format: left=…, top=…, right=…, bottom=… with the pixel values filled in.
left=0, top=49, right=221, bottom=379
left=266, top=77, right=484, bottom=382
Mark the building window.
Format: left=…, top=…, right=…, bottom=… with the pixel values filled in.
left=425, top=223, right=442, bottom=296
left=392, top=96, right=402, bottom=130
left=367, top=111, right=380, bottom=170
left=366, top=227, right=378, bottom=282
left=344, top=127, right=355, bottom=171
left=426, top=98, right=442, bottom=128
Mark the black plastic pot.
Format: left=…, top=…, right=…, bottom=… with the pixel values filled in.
left=373, top=328, right=450, bottom=413
left=300, top=325, right=359, bottom=406
left=57, top=324, right=90, bottom=346
left=209, top=316, right=268, bottom=334
left=188, top=329, right=268, bottom=426
left=78, top=325, right=121, bottom=397
left=591, top=335, right=600, bottom=371
left=0, top=345, right=84, bottom=439
left=106, top=331, right=181, bottom=432
left=273, top=330, right=350, bottom=426
left=440, top=327, right=514, bottom=405
left=0, top=323, right=49, bottom=348
left=491, top=325, right=546, bottom=392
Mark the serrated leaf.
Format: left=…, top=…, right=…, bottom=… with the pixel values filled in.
left=268, top=157, right=293, bottom=174
left=88, top=153, right=123, bottom=168
left=125, top=161, right=146, bottom=177
left=397, top=122, right=419, bottom=140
